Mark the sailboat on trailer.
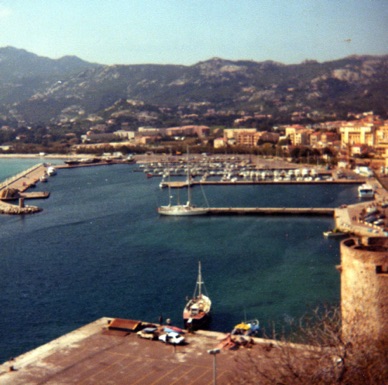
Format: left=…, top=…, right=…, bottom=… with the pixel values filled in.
left=158, top=148, right=209, bottom=216
left=183, top=261, right=212, bottom=329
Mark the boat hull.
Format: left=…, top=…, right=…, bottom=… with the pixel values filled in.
left=158, top=205, right=209, bottom=216
left=358, top=184, right=374, bottom=198
left=359, top=192, right=375, bottom=199
left=183, top=312, right=211, bottom=330
left=183, top=292, right=212, bottom=330
left=323, top=230, right=347, bottom=238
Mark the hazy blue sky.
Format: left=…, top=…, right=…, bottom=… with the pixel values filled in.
left=0, top=0, right=387, bottom=65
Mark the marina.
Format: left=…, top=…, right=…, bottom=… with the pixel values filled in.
left=1, top=156, right=387, bottom=367
left=0, top=156, right=359, bottom=217
left=0, top=158, right=348, bottom=365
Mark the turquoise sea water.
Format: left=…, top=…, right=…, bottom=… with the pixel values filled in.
left=0, top=159, right=359, bottom=363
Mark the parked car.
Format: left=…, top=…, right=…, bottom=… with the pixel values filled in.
left=158, top=331, right=185, bottom=345
left=137, top=327, right=158, bottom=340
left=364, top=215, right=378, bottom=223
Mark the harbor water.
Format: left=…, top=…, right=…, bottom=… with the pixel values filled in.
left=0, top=159, right=360, bottom=363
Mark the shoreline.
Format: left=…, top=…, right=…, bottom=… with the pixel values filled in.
left=0, top=154, right=87, bottom=159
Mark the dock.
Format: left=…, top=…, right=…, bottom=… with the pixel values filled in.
left=0, top=163, right=50, bottom=192
left=0, top=163, right=50, bottom=214
left=164, top=179, right=364, bottom=188
left=0, top=317, right=312, bottom=385
left=207, top=207, right=334, bottom=216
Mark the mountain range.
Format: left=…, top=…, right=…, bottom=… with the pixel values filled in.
left=0, top=46, right=387, bottom=125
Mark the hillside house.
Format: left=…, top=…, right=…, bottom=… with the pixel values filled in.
left=165, top=125, right=210, bottom=138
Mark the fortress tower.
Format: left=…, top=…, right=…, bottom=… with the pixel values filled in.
left=339, top=237, right=388, bottom=345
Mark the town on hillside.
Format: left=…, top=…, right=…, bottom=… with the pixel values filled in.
left=2, top=111, right=388, bottom=173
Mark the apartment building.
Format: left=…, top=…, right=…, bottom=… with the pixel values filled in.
left=223, top=128, right=257, bottom=145
left=285, top=125, right=312, bottom=145
left=339, top=121, right=376, bottom=147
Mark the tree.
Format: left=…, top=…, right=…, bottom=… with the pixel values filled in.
left=229, top=306, right=387, bottom=385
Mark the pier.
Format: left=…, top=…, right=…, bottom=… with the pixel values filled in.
left=163, top=179, right=364, bottom=189
left=0, top=163, right=49, bottom=192
left=0, top=316, right=318, bottom=385
left=0, top=163, right=50, bottom=214
left=207, top=207, right=334, bottom=216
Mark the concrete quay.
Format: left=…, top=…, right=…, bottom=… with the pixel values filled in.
left=334, top=176, right=388, bottom=237
left=165, top=179, right=364, bottom=188
left=208, top=207, right=334, bottom=216
left=0, top=317, right=313, bottom=385
left=0, top=163, right=50, bottom=215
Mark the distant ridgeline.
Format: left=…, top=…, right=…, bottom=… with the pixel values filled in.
left=0, top=47, right=387, bottom=124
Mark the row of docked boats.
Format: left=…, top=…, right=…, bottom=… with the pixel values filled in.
left=137, top=153, right=329, bottom=182
left=144, top=164, right=330, bottom=184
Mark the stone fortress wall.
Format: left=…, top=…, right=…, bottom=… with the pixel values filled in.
left=340, top=237, right=388, bottom=344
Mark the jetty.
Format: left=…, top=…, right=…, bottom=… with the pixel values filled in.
left=163, top=179, right=363, bottom=188
left=207, top=207, right=334, bottom=216
left=0, top=163, right=50, bottom=214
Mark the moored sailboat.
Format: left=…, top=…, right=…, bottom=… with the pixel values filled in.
left=158, top=148, right=209, bottom=216
left=183, top=261, right=211, bottom=329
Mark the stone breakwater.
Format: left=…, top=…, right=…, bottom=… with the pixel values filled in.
left=0, top=200, right=42, bottom=215
left=0, top=163, right=49, bottom=215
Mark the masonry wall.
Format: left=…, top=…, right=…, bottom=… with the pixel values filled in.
left=340, top=237, right=388, bottom=344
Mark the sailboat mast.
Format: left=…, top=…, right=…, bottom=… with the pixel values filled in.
left=168, top=149, right=172, bottom=206
left=187, top=146, right=191, bottom=205
left=197, top=261, right=203, bottom=297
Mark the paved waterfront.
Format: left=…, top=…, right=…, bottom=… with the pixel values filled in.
left=0, top=163, right=49, bottom=214
left=335, top=175, right=388, bottom=237
left=0, top=317, right=284, bottom=385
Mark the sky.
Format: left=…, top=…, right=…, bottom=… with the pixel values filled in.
left=0, top=0, right=387, bottom=66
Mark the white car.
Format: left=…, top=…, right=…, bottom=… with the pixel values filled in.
left=137, top=327, right=158, bottom=340
left=158, top=331, right=185, bottom=345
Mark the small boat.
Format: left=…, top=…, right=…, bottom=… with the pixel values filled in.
left=231, top=319, right=260, bottom=336
left=40, top=174, right=48, bottom=183
left=126, top=154, right=135, bottom=163
left=64, top=159, right=80, bottom=166
left=47, top=166, right=57, bottom=176
left=323, top=229, right=347, bottom=238
left=183, top=262, right=211, bottom=330
left=358, top=183, right=374, bottom=198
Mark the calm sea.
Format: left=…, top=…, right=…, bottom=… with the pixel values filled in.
left=0, top=159, right=360, bottom=363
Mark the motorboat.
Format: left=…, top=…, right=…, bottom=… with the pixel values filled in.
left=47, top=166, right=57, bottom=176
left=183, top=262, right=211, bottom=330
left=358, top=183, right=375, bottom=198
left=323, top=229, right=348, bottom=238
left=231, top=319, right=260, bottom=336
left=40, top=174, right=48, bottom=183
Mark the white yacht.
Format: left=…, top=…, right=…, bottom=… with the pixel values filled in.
left=358, top=183, right=375, bottom=198
left=158, top=148, right=209, bottom=216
